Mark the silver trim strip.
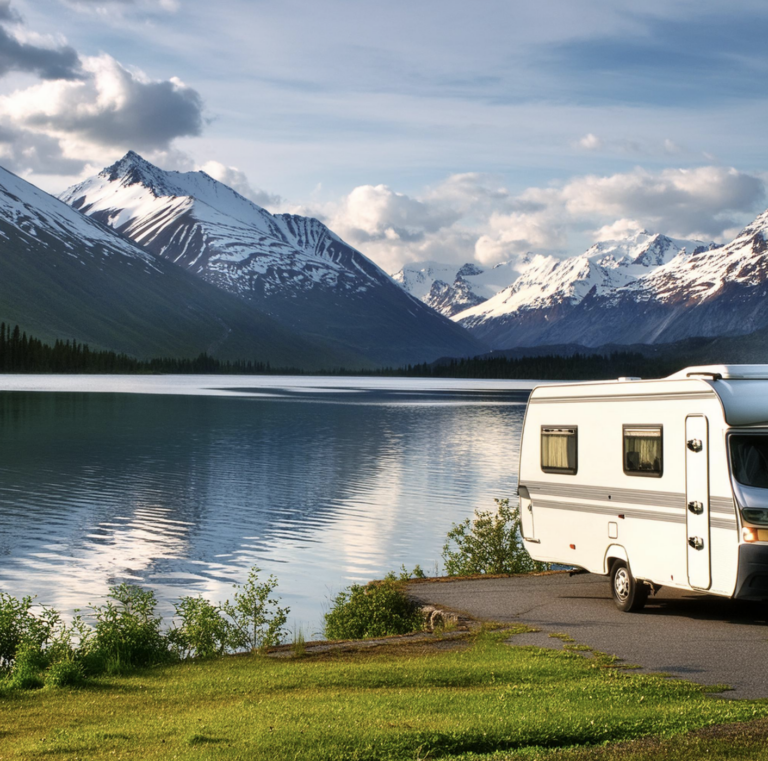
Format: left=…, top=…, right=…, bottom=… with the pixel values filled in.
left=530, top=391, right=716, bottom=405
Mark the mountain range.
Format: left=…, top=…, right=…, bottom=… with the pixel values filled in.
left=0, top=164, right=361, bottom=368
left=61, top=152, right=483, bottom=366
left=394, top=224, right=768, bottom=352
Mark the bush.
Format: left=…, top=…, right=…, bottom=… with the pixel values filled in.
left=7, top=643, right=46, bottom=690
left=442, top=498, right=550, bottom=576
left=168, top=596, right=233, bottom=660
left=45, top=659, right=85, bottom=688
left=221, top=569, right=289, bottom=652
left=85, top=584, right=170, bottom=673
left=324, top=577, right=425, bottom=640
left=0, top=567, right=291, bottom=688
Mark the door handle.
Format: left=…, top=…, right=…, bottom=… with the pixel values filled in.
left=687, top=501, right=704, bottom=515
left=687, top=439, right=703, bottom=452
left=688, top=536, right=704, bottom=550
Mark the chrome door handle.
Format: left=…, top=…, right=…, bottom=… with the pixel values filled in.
left=687, top=501, right=704, bottom=515
left=688, top=536, right=704, bottom=550
left=687, top=439, right=703, bottom=452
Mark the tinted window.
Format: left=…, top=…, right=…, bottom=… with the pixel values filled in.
left=541, top=427, right=577, bottom=475
left=730, top=435, right=768, bottom=488
left=623, top=426, right=662, bottom=477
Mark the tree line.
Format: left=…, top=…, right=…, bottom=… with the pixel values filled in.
left=0, top=322, right=676, bottom=379
left=0, top=323, right=288, bottom=375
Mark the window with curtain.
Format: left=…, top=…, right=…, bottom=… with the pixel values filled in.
left=623, top=426, right=662, bottom=477
left=541, top=427, right=577, bottom=474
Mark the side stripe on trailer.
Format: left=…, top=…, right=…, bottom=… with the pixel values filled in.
left=529, top=390, right=716, bottom=405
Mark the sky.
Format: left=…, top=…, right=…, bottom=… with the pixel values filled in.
left=1, top=0, right=768, bottom=273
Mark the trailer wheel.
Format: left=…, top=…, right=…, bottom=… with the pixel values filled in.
left=610, top=561, right=648, bottom=612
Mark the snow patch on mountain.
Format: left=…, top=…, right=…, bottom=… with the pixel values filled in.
left=61, top=151, right=385, bottom=297
left=0, top=163, right=158, bottom=269
left=392, top=259, right=522, bottom=316
left=456, top=230, right=709, bottom=324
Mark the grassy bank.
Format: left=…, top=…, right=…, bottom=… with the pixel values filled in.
left=1, top=628, right=767, bottom=760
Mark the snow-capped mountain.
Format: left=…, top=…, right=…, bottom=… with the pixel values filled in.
left=62, top=152, right=484, bottom=365
left=0, top=164, right=358, bottom=367
left=392, top=260, right=520, bottom=317
left=455, top=231, right=714, bottom=348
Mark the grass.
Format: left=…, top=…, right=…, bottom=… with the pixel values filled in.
left=0, top=628, right=767, bottom=760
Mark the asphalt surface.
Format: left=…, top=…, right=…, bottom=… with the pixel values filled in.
left=409, top=573, right=768, bottom=699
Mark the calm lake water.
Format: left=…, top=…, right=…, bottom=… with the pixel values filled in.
left=0, top=376, right=534, bottom=634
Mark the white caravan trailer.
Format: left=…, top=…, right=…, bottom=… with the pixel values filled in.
left=518, top=365, right=768, bottom=611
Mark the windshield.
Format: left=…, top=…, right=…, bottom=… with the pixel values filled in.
left=730, top=435, right=768, bottom=488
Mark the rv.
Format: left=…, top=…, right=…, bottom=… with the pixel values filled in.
left=518, top=365, right=768, bottom=611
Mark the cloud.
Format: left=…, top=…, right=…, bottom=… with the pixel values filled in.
left=592, top=218, right=646, bottom=242
left=198, top=160, right=282, bottom=209
left=0, top=2, right=19, bottom=22
left=0, top=54, right=203, bottom=152
left=578, top=133, right=602, bottom=150
left=308, top=165, right=765, bottom=273
left=472, top=165, right=765, bottom=265
left=0, top=19, right=81, bottom=80
left=61, top=0, right=180, bottom=13
left=331, top=183, right=459, bottom=243
left=0, top=124, right=86, bottom=175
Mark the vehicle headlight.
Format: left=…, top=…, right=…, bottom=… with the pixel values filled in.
left=741, top=508, right=768, bottom=526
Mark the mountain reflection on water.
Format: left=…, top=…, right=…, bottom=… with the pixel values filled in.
left=0, top=377, right=532, bottom=632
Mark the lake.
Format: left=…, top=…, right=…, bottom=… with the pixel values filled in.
left=0, top=375, right=534, bottom=634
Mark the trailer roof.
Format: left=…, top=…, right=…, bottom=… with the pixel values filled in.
left=666, top=365, right=768, bottom=380
left=530, top=365, right=768, bottom=427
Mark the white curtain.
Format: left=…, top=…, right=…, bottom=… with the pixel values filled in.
left=624, top=429, right=661, bottom=472
left=542, top=433, right=575, bottom=470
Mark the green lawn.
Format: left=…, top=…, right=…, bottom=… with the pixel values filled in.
left=0, top=629, right=766, bottom=760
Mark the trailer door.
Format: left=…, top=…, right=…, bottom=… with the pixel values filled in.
left=685, top=415, right=711, bottom=590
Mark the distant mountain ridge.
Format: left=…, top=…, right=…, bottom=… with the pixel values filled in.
left=62, top=152, right=484, bottom=366
left=0, top=164, right=361, bottom=368
left=391, top=260, right=521, bottom=317
left=456, top=214, right=768, bottom=350
left=454, top=230, right=715, bottom=348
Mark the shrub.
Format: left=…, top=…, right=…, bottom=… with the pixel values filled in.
left=0, top=593, right=63, bottom=671
left=324, top=577, right=425, bottom=640
left=85, top=584, right=170, bottom=673
left=45, top=659, right=85, bottom=688
left=442, top=498, right=550, bottom=576
left=221, top=569, right=289, bottom=652
left=7, top=643, right=46, bottom=689
left=168, top=596, right=233, bottom=660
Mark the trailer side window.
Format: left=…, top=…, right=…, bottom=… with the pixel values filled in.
left=541, top=427, right=577, bottom=475
left=623, top=426, right=662, bottom=477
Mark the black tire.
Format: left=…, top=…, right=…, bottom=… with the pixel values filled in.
left=610, top=560, right=649, bottom=612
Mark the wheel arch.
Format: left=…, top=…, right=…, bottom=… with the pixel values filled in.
left=604, top=545, right=628, bottom=575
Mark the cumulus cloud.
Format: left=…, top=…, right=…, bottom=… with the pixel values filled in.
left=592, top=218, right=645, bottom=242
left=308, top=165, right=765, bottom=272
left=470, top=165, right=764, bottom=265
left=0, top=124, right=86, bottom=175
left=0, top=17, right=81, bottom=80
left=0, top=54, right=203, bottom=155
left=198, top=160, right=282, bottom=209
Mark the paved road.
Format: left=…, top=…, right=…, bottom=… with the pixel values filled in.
left=409, top=573, right=768, bottom=699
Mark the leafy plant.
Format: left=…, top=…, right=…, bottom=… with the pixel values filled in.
left=323, top=577, right=425, bottom=640
left=395, top=564, right=427, bottom=581
left=44, top=659, right=85, bottom=688
left=85, top=584, right=170, bottom=673
left=442, top=498, right=550, bottom=576
left=168, top=596, right=233, bottom=660
left=221, top=569, right=289, bottom=652
left=7, top=642, right=46, bottom=689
